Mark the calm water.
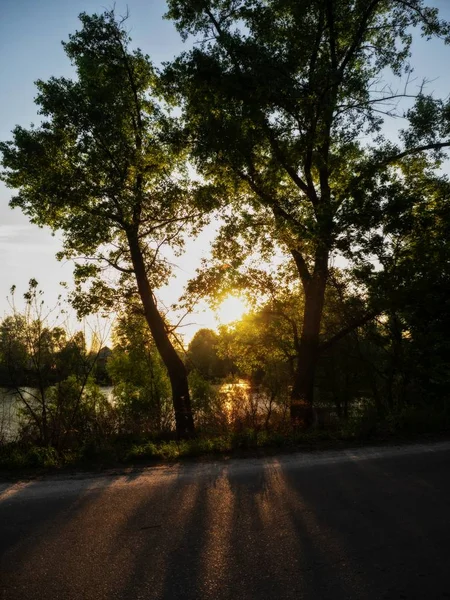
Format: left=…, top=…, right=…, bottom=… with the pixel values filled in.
left=0, top=382, right=264, bottom=440
left=0, top=388, right=21, bottom=441
left=0, top=387, right=114, bottom=442
left=1, top=384, right=345, bottom=442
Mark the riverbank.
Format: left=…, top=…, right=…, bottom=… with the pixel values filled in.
left=2, top=423, right=450, bottom=482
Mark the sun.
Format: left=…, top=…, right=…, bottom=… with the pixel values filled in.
left=215, top=295, right=248, bottom=325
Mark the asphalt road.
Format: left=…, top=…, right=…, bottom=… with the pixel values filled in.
left=1, top=442, right=450, bottom=600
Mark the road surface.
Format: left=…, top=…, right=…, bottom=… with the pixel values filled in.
left=1, top=442, right=450, bottom=599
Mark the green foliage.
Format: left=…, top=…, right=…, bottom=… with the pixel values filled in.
left=2, top=5, right=450, bottom=465
left=0, top=281, right=110, bottom=449
left=3, top=404, right=450, bottom=472
left=391, top=406, right=450, bottom=435
left=165, top=0, right=450, bottom=410
left=165, top=0, right=450, bottom=257
left=0, top=9, right=202, bottom=437
left=24, top=446, right=59, bottom=468
left=214, top=299, right=296, bottom=418
left=187, top=328, right=231, bottom=380
left=107, top=311, right=173, bottom=433
left=0, top=444, right=59, bottom=470
left=188, top=369, right=215, bottom=410
left=0, top=315, right=29, bottom=385
left=0, top=10, right=205, bottom=310
left=218, top=306, right=295, bottom=379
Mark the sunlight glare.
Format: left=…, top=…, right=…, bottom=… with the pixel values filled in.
left=215, top=295, right=248, bottom=325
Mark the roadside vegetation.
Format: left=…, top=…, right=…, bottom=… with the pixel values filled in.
left=1, top=283, right=449, bottom=472
left=1, top=2, right=450, bottom=471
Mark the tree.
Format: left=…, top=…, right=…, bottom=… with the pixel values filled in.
left=107, top=311, right=173, bottom=434
left=0, top=11, right=212, bottom=437
left=0, top=314, right=29, bottom=387
left=186, top=328, right=231, bottom=380
left=377, top=169, right=450, bottom=407
left=164, top=0, right=450, bottom=425
left=0, top=281, right=101, bottom=447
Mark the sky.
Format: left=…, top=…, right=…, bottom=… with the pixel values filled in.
left=0, top=0, right=220, bottom=341
left=1, top=0, right=450, bottom=343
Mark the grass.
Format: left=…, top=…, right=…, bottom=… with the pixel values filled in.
left=1, top=407, right=450, bottom=476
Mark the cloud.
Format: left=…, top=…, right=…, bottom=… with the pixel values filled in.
left=0, top=224, right=61, bottom=254
left=0, top=224, right=32, bottom=241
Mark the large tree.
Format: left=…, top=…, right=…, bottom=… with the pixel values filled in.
left=164, top=0, right=450, bottom=425
left=0, top=11, right=209, bottom=437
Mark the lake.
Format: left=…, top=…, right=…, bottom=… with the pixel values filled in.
left=0, top=387, right=114, bottom=443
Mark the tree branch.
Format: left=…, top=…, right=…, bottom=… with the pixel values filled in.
left=319, top=308, right=380, bottom=354
left=204, top=7, right=313, bottom=205
left=325, top=0, right=338, bottom=71
left=377, top=142, right=450, bottom=167
left=351, top=141, right=450, bottom=189
left=339, top=0, right=383, bottom=75
left=102, top=257, right=134, bottom=274
left=260, top=121, right=311, bottom=197
left=290, top=248, right=311, bottom=291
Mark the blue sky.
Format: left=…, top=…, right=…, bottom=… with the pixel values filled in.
left=0, top=0, right=219, bottom=338
left=0, top=0, right=450, bottom=339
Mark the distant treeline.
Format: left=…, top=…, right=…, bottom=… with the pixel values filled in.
left=0, top=314, right=112, bottom=389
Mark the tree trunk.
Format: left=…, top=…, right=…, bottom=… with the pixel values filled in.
left=127, top=231, right=195, bottom=438
left=291, top=262, right=328, bottom=428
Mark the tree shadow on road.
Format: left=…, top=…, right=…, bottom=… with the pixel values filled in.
left=278, top=453, right=450, bottom=599
left=2, top=452, right=450, bottom=600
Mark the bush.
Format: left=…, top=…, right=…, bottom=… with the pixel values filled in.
left=391, top=406, right=450, bottom=435
left=125, top=441, right=159, bottom=461
left=0, top=443, right=60, bottom=470
left=25, top=446, right=59, bottom=468
left=339, top=408, right=380, bottom=440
